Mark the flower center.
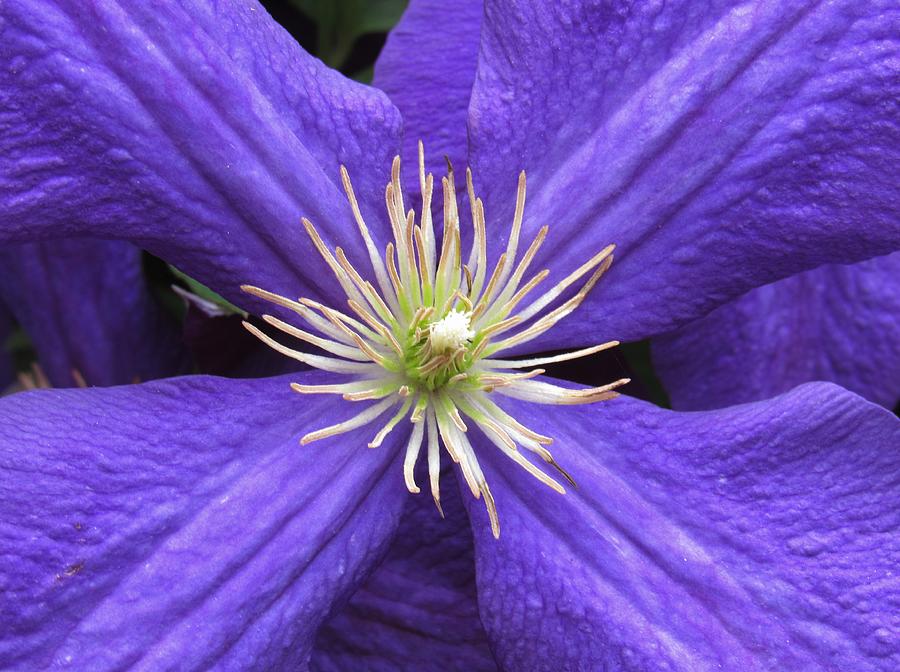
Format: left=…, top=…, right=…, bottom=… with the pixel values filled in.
left=400, top=310, right=476, bottom=391
left=241, top=141, right=627, bottom=538
left=429, top=310, right=474, bottom=355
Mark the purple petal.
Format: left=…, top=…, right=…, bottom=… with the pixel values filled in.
left=0, top=1, right=401, bottom=310
left=0, top=239, right=187, bottom=387
left=654, top=253, right=900, bottom=411
left=463, top=385, right=900, bottom=670
left=374, top=0, right=482, bottom=184
left=312, top=468, right=496, bottom=672
left=468, top=0, right=900, bottom=347
left=0, top=372, right=408, bottom=669
left=0, top=300, right=13, bottom=388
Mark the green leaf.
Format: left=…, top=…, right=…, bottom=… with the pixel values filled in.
left=168, top=265, right=247, bottom=317
left=343, top=0, right=408, bottom=36
left=351, top=65, right=375, bottom=84
left=290, top=0, right=408, bottom=68
left=619, top=340, right=671, bottom=409
left=3, top=325, right=37, bottom=376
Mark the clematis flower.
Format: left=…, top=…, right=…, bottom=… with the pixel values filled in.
left=0, top=2, right=899, bottom=671
left=0, top=238, right=188, bottom=389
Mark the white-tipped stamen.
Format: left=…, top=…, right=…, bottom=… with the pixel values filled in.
left=369, top=396, right=414, bottom=448
left=479, top=224, right=549, bottom=326
left=476, top=417, right=565, bottom=495
left=290, top=380, right=394, bottom=397
left=243, top=285, right=356, bottom=345
left=301, top=218, right=371, bottom=309
left=299, top=298, right=381, bottom=344
left=471, top=253, right=507, bottom=320
left=263, top=314, right=371, bottom=361
left=477, top=369, right=545, bottom=388
left=493, top=171, right=527, bottom=294
left=335, top=248, right=398, bottom=327
left=340, top=164, right=400, bottom=315
left=403, top=418, right=426, bottom=493
left=241, top=322, right=381, bottom=374
left=425, top=405, right=443, bottom=516
left=515, top=244, right=615, bottom=323
left=496, top=377, right=631, bottom=405
left=482, top=341, right=620, bottom=369
left=301, top=397, right=397, bottom=445
left=481, top=479, right=500, bottom=539
left=467, top=393, right=555, bottom=446
left=242, top=144, right=624, bottom=538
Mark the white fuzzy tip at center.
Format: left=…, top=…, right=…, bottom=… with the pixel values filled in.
left=429, top=310, right=475, bottom=354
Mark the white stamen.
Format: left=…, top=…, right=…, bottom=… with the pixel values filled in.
left=429, top=310, right=475, bottom=354
left=242, top=144, right=623, bottom=539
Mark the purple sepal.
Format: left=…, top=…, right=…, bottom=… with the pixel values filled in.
left=312, top=468, right=496, bottom=672
left=467, top=0, right=900, bottom=348
left=463, top=383, right=900, bottom=671
left=0, top=372, right=408, bottom=669
left=0, top=239, right=188, bottom=387
left=0, top=0, right=402, bottom=313
left=654, top=253, right=900, bottom=410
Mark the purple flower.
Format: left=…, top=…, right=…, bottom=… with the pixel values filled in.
left=0, top=239, right=187, bottom=388
left=1, top=1, right=899, bottom=671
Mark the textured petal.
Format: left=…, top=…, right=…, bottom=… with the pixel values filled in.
left=312, top=468, right=496, bottom=672
left=0, top=0, right=401, bottom=310
left=0, top=372, right=408, bottom=670
left=654, top=253, right=900, bottom=411
left=462, top=385, right=900, bottom=671
left=0, top=239, right=187, bottom=387
left=468, top=0, right=900, bottom=346
left=374, top=0, right=483, bottom=183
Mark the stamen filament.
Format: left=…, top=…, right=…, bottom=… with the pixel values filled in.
left=262, top=314, right=369, bottom=361
left=340, top=165, right=400, bottom=315
left=426, top=405, right=443, bottom=515
left=515, top=244, right=615, bottom=323
left=301, top=397, right=397, bottom=445
left=482, top=341, right=619, bottom=369
left=242, top=285, right=355, bottom=345
left=496, top=377, right=631, bottom=405
left=369, top=397, right=414, bottom=448
left=403, top=419, right=426, bottom=493
left=241, top=322, right=379, bottom=374
left=242, top=145, right=623, bottom=539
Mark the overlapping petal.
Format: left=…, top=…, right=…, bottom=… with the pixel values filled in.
left=654, top=252, right=900, bottom=410
left=468, top=0, right=900, bottom=347
left=0, top=239, right=187, bottom=387
left=373, top=0, right=482, bottom=184
left=0, top=0, right=402, bottom=311
left=312, top=468, right=496, bottom=672
left=463, top=384, right=900, bottom=671
left=0, top=373, right=408, bottom=670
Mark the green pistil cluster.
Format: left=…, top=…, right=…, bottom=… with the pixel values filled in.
left=403, top=341, right=466, bottom=392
